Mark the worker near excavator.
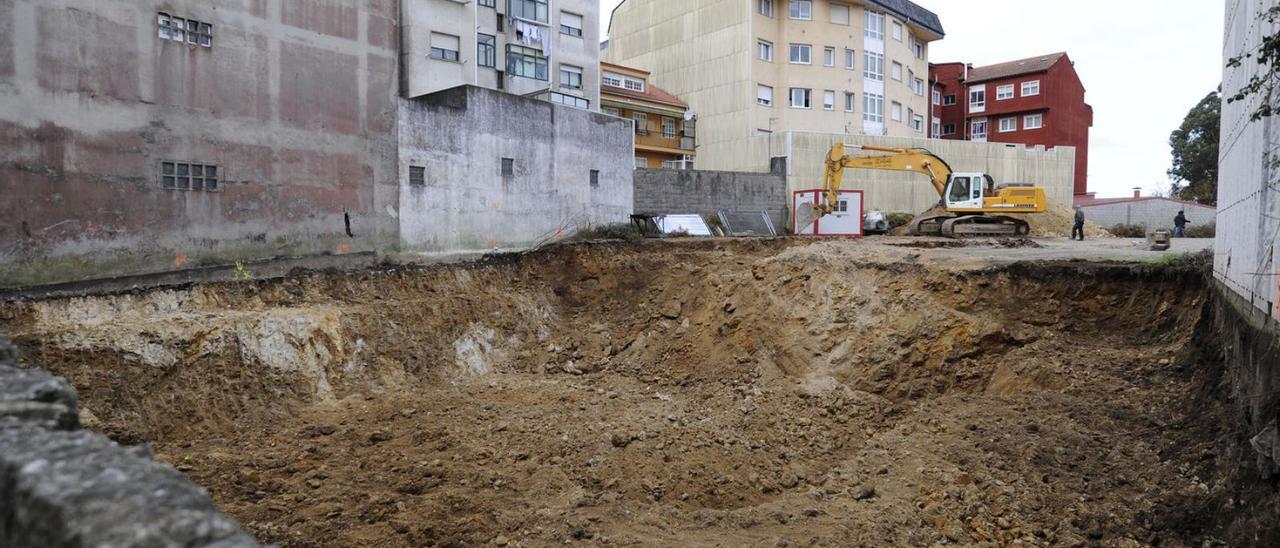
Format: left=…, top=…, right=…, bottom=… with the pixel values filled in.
left=1174, top=210, right=1191, bottom=237
left=1072, top=207, right=1086, bottom=241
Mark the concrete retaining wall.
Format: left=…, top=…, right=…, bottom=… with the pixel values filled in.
left=1080, top=198, right=1217, bottom=230
left=0, top=338, right=260, bottom=547
left=397, top=86, right=634, bottom=252
left=633, top=160, right=788, bottom=230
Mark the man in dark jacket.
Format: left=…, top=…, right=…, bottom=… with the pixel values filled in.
left=1174, top=211, right=1190, bottom=237
left=1072, top=207, right=1086, bottom=241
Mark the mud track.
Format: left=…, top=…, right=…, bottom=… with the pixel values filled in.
left=0, top=240, right=1235, bottom=547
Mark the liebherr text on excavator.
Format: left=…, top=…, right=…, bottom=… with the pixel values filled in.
left=798, top=143, right=1048, bottom=238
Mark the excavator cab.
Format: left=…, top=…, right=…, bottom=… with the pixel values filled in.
left=943, top=173, right=990, bottom=210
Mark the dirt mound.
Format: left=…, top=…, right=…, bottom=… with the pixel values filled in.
left=889, top=201, right=1113, bottom=238
left=0, top=240, right=1236, bottom=547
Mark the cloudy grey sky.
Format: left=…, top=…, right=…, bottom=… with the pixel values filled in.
left=600, top=0, right=1225, bottom=199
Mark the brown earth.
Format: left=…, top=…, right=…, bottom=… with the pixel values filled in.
left=0, top=239, right=1254, bottom=547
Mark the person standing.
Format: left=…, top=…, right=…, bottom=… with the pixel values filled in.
left=1174, top=210, right=1190, bottom=237
left=1072, top=207, right=1086, bottom=241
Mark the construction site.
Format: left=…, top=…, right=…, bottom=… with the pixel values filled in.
left=1, top=237, right=1277, bottom=547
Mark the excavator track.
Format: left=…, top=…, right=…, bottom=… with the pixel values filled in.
left=909, top=215, right=1030, bottom=238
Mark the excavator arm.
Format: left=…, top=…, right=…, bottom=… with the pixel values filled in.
left=817, top=143, right=953, bottom=217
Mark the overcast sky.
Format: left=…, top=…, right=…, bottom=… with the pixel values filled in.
left=600, top=0, right=1225, bottom=198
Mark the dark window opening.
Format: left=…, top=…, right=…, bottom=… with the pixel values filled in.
left=589, top=169, right=600, bottom=189
left=501, top=158, right=515, bottom=177
left=162, top=161, right=218, bottom=191
left=409, top=166, right=426, bottom=186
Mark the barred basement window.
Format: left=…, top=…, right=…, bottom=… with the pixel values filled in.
left=409, top=166, right=426, bottom=186
left=158, top=13, right=212, bottom=47
left=590, top=170, right=600, bottom=189
left=162, top=161, right=218, bottom=191
left=501, top=158, right=515, bottom=177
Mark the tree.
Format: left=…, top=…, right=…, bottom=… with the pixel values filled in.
left=1225, top=5, right=1280, bottom=121
left=1168, top=92, right=1221, bottom=205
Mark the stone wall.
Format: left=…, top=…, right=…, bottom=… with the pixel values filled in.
left=0, top=338, right=260, bottom=546
left=1080, top=198, right=1217, bottom=231
left=633, top=160, right=789, bottom=230
left=397, top=86, right=634, bottom=253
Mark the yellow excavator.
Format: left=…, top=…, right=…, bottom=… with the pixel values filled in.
left=797, top=143, right=1048, bottom=238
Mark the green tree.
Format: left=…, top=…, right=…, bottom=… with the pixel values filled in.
left=1225, top=5, right=1280, bottom=121
left=1168, top=91, right=1221, bottom=205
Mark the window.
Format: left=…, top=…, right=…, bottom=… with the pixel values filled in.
left=913, top=78, right=925, bottom=96
left=996, top=84, right=1014, bottom=100
left=510, top=0, right=549, bottom=23
left=789, top=88, right=811, bottom=108
left=507, top=45, right=547, bottom=80
left=830, top=3, right=850, bottom=25
left=864, top=11, right=885, bottom=40
left=759, top=0, right=774, bottom=17
left=835, top=200, right=848, bottom=213
left=1022, top=80, right=1041, bottom=96
left=623, top=78, right=644, bottom=92
left=789, top=43, right=811, bottom=64
left=479, top=0, right=496, bottom=6
left=590, top=170, right=600, bottom=188
left=892, top=21, right=903, bottom=41
left=560, top=12, right=583, bottom=37
left=409, top=166, right=426, bottom=186
left=943, top=124, right=956, bottom=135
left=972, top=118, right=989, bottom=140
left=931, top=117, right=941, bottom=137
left=662, top=117, right=677, bottom=138
left=907, top=107, right=914, bottom=124
left=969, top=87, right=986, bottom=110
left=430, top=33, right=460, bottom=62
left=943, top=94, right=957, bottom=106
left=602, top=107, right=620, bottom=116
left=603, top=71, right=644, bottom=91
left=478, top=34, right=496, bottom=68
left=501, top=158, right=515, bottom=176
left=863, top=93, right=884, bottom=123
left=999, top=117, right=1017, bottom=132
left=824, top=47, right=835, bottom=67
left=863, top=51, right=884, bottom=80
left=633, top=112, right=648, bottom=134
left=891, top=101, right=902, bottom=121
left=789, top=0, right=812, bottom=20
left=844, top=92, right=855, bottom=112
left=912, top=37, right=925, bottom=59
left=823, top=90, right=835, bottom=110
left=546, top=92, right=589, bottom=109
left=159, top=13, right=212, bottom=47
left=635, top=157, right=648, bottom=168
left=758, top=40, right=773, bottom=61
left=932, top=90, right=941, bottom=105
left=948, top=176, right=971, bottom=203
left=559, top=64, right=583, bottom=89
left=496, top=11, right=504, bottom=31
left=891, top=62, right=902, bottom=81
left=912, top=114, right=924, bottom=132
left=1024, top=113, right=1043, bottom=129
left=603, top=72, right=623, bottom=87
left=161, top=161, right=218, bottom=191
left=845, top=48, right=856, bottom=69
left=757, top=84, right=774, bottom=106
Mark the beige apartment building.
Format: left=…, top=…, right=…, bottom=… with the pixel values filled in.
left=402, top=0, right=601, bottom=110
left=605, top=0, right=944, bottom=170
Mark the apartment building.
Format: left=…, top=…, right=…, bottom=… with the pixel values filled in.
left=604, top=0, right=944, bottom=171
left=600, top=63, right=697, bottom=170
left=931, top=53, right=1093, bottom=195
left=403, top=0, right=600, bottom=110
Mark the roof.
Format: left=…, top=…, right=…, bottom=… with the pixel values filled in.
left=1075, top=196, right=1217, bottom=209
left=602, top=84, right=688, bottom=109
left=868, top=0, right=944, bottom=36
left=965, top=53, right=1067, bottom=84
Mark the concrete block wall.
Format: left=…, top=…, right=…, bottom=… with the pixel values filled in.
left=0, top=0, right=401, bottom=289
left=1080, top=199, right=1217, bottom=230
left=0, top=338, right=260, bottom=547
left=633, top=163, right=789, bottom=230
left=397, top=86, right=634, bottom=253
left=742, top=131, right=1077, bottom=215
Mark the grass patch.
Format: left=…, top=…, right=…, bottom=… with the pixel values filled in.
left=569, top=223, right=644, bottom=242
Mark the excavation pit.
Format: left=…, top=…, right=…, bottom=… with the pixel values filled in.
left=0, top=239, right=1263, bottom=547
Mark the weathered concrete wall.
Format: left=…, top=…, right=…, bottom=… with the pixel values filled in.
left=1081, top=198, right=1217, bottom=230
left=1217, top=0, right=1280, bottom=321
left=633, top=163, right=788, bottom=229
left=397, top=86, right=633, bottom=252
left=0, top=0, right=401, bottom=289
left=741, top=131, right=1076, bottom=214
left=0, top=338, right=260, bottom=547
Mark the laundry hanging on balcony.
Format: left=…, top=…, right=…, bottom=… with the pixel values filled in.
left=514, top=19, right=552, bottom=57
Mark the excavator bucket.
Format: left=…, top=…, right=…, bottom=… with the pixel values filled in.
left=794, top=202, right=820, bottom=233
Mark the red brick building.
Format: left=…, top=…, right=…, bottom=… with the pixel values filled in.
left=930, top=53, right=1093, bottom=196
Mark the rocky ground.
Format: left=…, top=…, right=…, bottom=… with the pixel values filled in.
left=0, top=239, right=1246, bottom=547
